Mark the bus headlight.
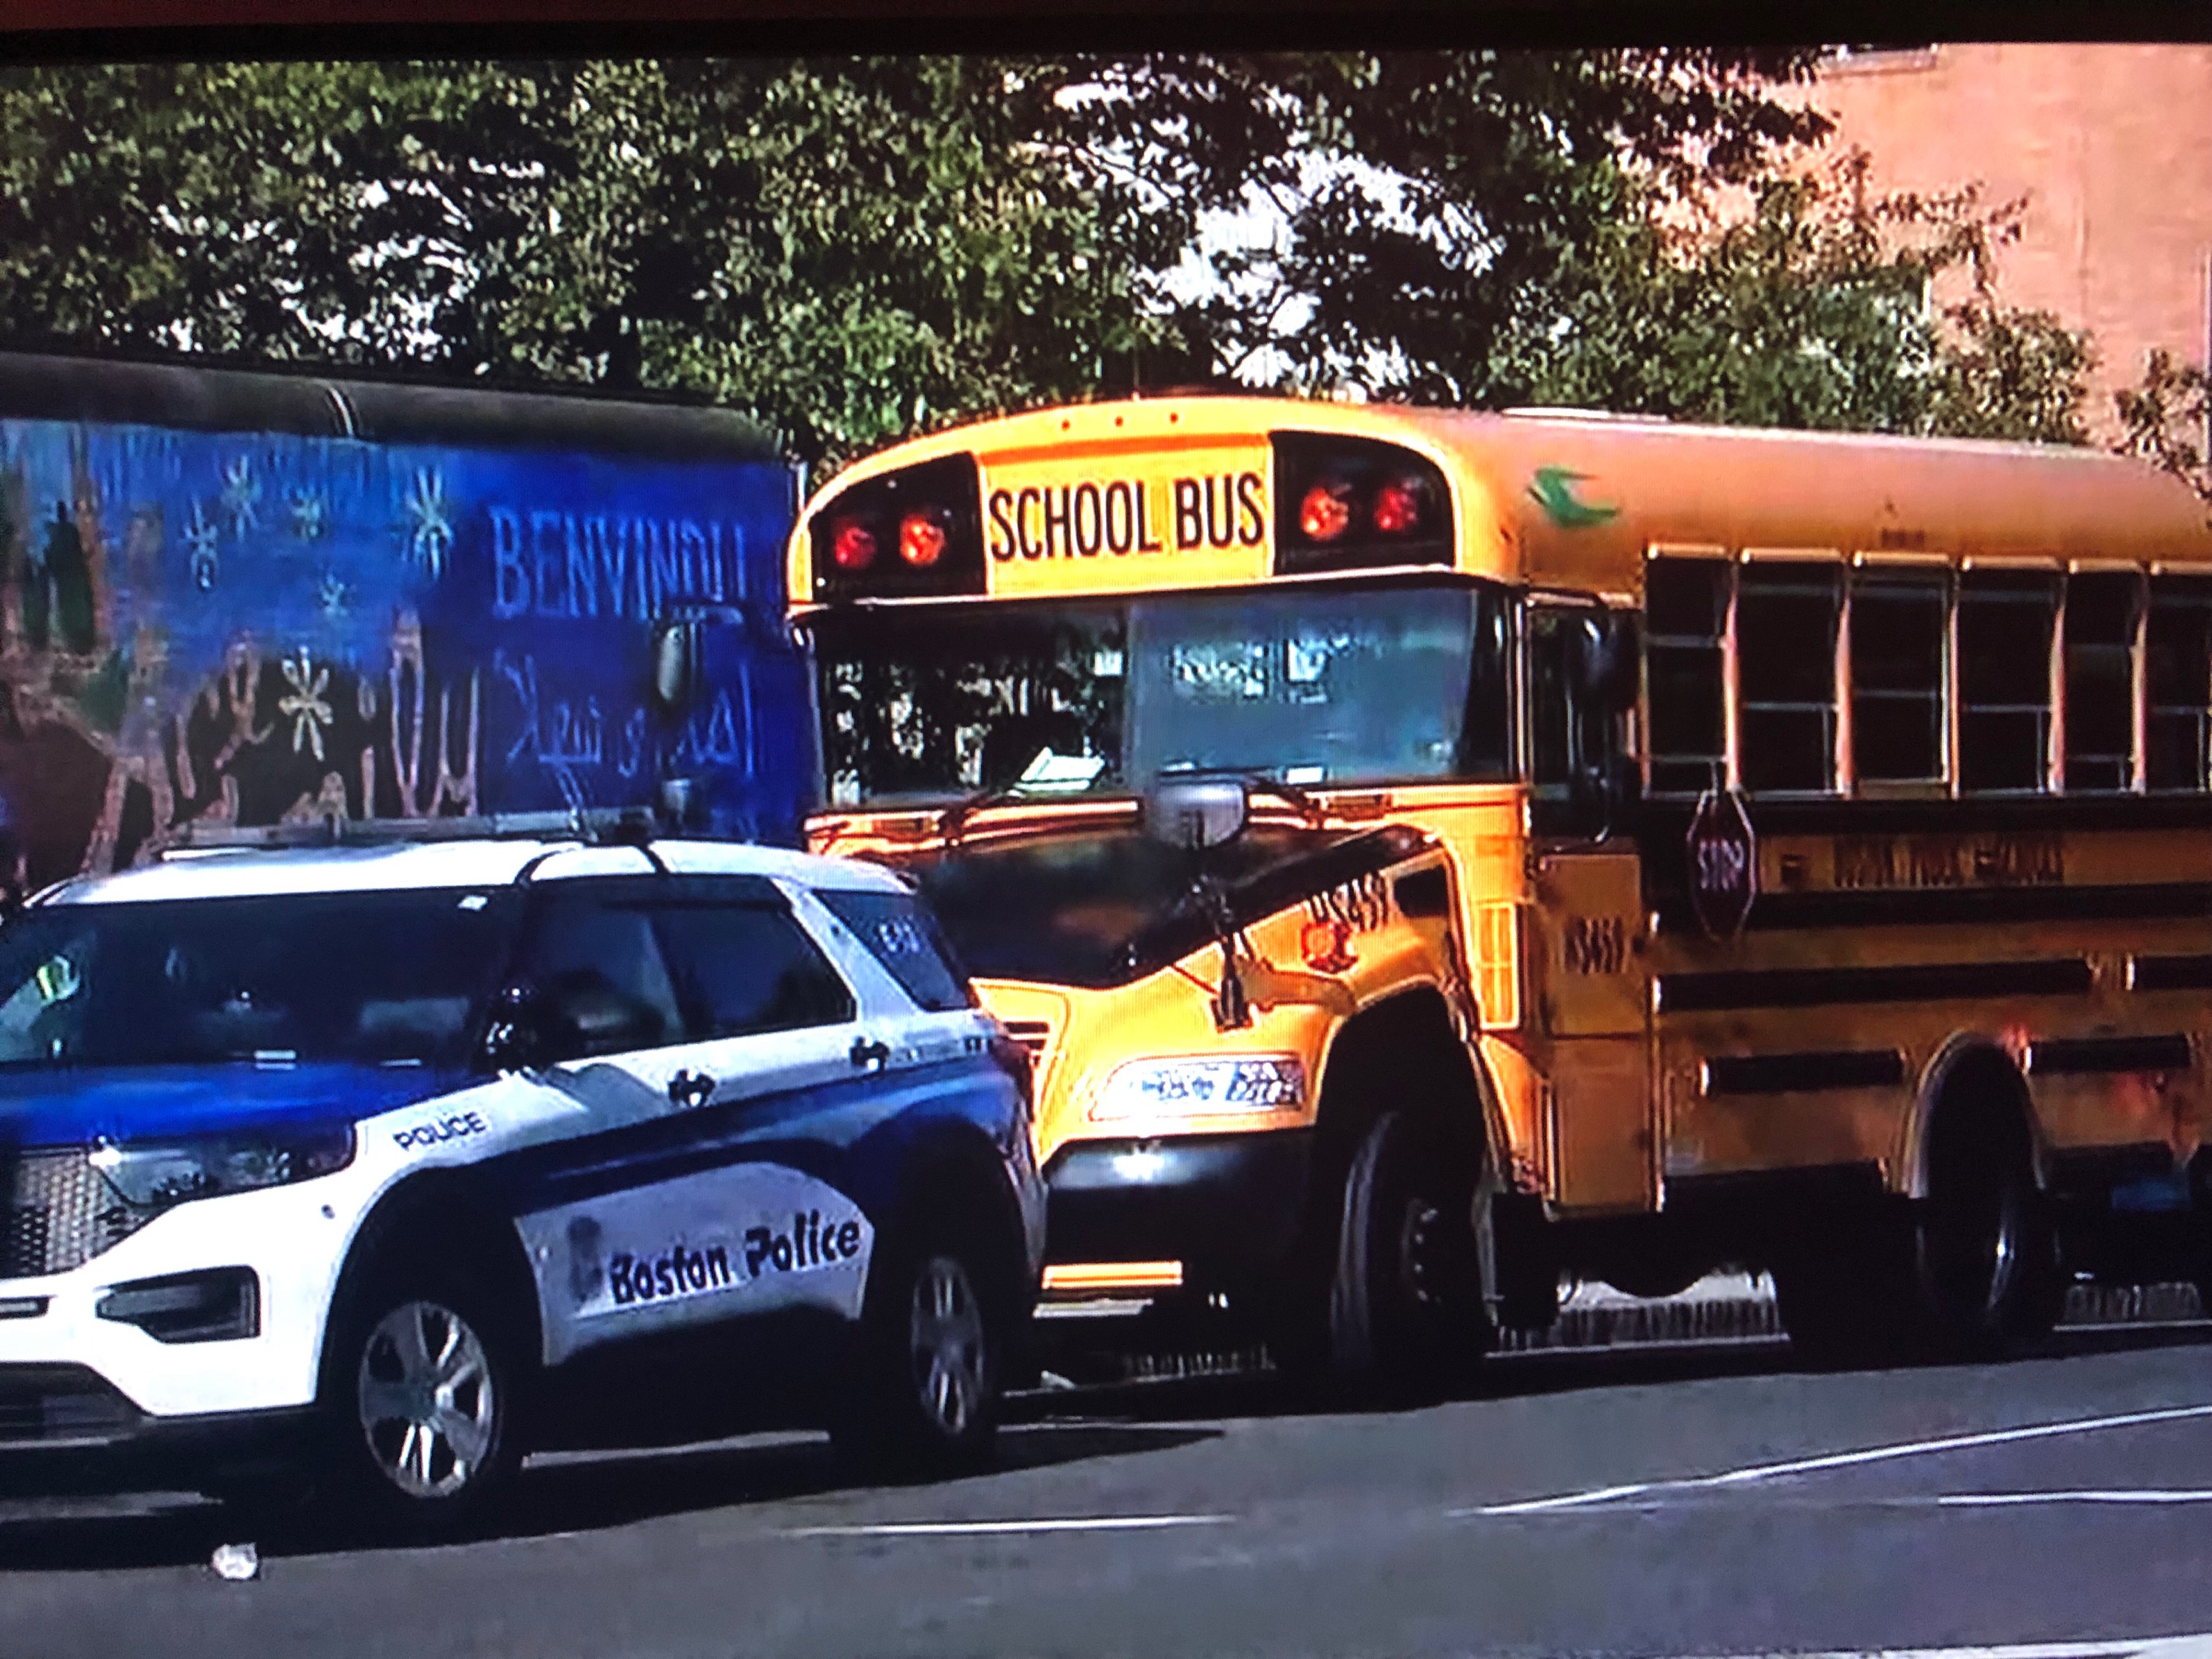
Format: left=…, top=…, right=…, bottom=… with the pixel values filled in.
left=1090, top=1056, right=1306, bottom=1121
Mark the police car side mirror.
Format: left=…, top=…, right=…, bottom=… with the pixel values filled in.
left=480, top=985, right=548, bottom=1073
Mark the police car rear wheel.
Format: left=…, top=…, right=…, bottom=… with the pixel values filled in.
left=912, top=1256, right=989, bottom=1440
left=835, top=1232, right=1005, bottom=1476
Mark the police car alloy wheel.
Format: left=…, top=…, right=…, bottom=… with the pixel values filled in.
left=910, top=1255, right=988, bottom=1440
left=355, top=1298, right=500, bottom=1500
left=836, top=1222, right=1008, bottom=1475
left=324, top=1265, right=524, bottom=1532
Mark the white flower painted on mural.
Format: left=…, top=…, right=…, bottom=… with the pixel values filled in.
left=221, top=457, right=261, bottom=535
left=290, top=488, right=327, bottom=541
left=184, top=500, right=220, bottom=591
left=317, top=570, right=349, bottom=618
left=279, top=649, right=334, bottom=761
left=403, top=468, right=453, bottom=579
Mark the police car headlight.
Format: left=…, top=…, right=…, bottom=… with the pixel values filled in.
left=89, top=1124, right=356, bottom=1211
left=1089, top=1055, right=1306, bottom=1121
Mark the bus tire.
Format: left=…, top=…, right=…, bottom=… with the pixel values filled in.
left=1911, top=1090, right=2051, bottom=1357
left=1324, top=1109, right=1490, bottom=1397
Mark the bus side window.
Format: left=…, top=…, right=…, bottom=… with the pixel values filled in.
left=1645, top=559, right=1728, bottom=794
left=1851, top=574, right=1947, bottom=786
left=1958, top=572, right=2058, bottom=793
left=1737, top=563, right=1841, bottom=793
left=2146, top=577, right=2212, bottom=790
left=2063, top=571, right=2143, bottom=792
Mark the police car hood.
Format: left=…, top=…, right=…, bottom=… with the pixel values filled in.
left=0, top=1061, right=458, bottom=1149
left=899, top=821, right=1431, bottom=991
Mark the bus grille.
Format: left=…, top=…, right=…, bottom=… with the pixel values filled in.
left=0, top=1151, right=147, bottom=1280
left=1002, top=1020, right=1053, bottom=1060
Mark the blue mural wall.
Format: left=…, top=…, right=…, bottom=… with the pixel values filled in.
left=0, top=418, right=811, bottom=885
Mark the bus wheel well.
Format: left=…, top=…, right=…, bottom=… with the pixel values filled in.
left=1314, top=990, right=1488, bottom=1179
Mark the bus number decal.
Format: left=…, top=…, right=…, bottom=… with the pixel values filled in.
left=1307, top=872, right=1390, bottom=935
left=986, top=473, right=1265, bottom=562
left=1563, top=914, right=1630, bottom=976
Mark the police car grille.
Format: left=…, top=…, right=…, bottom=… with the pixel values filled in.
left=0, top=1151, right=145, bottom=1278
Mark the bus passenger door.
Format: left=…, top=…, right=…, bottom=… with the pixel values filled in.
left=1528, top=603, right=1655, bottom=1214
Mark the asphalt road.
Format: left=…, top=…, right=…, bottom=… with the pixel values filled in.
left=8, top=1326, right=2212, bottom=1659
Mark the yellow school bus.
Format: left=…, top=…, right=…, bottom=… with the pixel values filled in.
left=786, top=394, right=2212, bottom=1378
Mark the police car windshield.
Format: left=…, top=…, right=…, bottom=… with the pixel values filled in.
left=0, top=888, right=524, bottom=1072
left=811, top=578, right=1512, bottom=806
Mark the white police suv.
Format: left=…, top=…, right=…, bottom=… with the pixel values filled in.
left=0, top=816, right=1042, bottom=1532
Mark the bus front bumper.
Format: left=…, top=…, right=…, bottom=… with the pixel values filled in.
left=1041, top=1131, right=1314, bottom=1287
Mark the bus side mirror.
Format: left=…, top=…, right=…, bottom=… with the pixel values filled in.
left=1144, top=775, right=1249, bottom=851
left=649, top=620, right=696, bottom=712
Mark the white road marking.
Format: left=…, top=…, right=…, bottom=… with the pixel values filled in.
left=782, top=1513, right=1233, bottom=1539
left=1665, top=1637, right=2212, bottom=1659
left=1461, top=1402, right=2212, bottom=1517
left=1931, top=1489, right=2212, bottom=1508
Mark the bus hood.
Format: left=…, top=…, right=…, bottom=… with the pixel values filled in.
left=896, top=822, right=1432, bottom=990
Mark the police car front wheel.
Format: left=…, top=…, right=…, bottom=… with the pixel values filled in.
left=356, top=1300, right=502, bottom=1500
left=324, top=1270, right=525, bottom=1533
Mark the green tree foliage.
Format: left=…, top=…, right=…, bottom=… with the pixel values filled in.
left=0, top=53, right=2092, bottom=465
left=1493, top=149, right=2092, bottom=441
left=2116, top=348, right=2212, bottom=508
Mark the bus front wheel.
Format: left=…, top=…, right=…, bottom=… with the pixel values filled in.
left=1320, top=1109, right=1491, bottom=1396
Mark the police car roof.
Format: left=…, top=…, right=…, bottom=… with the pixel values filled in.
left=45, top=838, right=910, bottom=905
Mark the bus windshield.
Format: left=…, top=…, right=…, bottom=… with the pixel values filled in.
left=811, top=579, right=1513, bottom=806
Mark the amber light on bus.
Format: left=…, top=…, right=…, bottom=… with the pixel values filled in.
left=809, top=453, right=984, bottom=602
left=1272, top=431, right=1452, bottom=575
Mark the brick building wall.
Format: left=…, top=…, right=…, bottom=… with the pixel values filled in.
left=1805, top=42, right=2212, bottom=441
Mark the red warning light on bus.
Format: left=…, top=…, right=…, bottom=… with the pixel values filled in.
left=1371, top=477, right=1426, bottom=534
left=831, top=516, right=877, bottom=571
left=900, top=507, right=951, bottom=568
left=1300, top=481, right=1354, bottom=542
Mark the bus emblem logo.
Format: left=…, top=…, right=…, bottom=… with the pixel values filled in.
left=1687, top=788, right=1756, bottom=939
left=1528, top=466, right=1619, bottom=530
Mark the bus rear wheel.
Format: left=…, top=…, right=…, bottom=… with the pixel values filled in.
left=1912, top=1095, right=2057, bottom=1356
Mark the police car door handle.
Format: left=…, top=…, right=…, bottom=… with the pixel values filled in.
left=668, top=1069, right=716, bottom=1109
left=849, top=1036, right=891, bottom=1070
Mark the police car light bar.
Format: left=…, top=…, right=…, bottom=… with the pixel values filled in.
left=163, top=807, right=660, bottom=855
